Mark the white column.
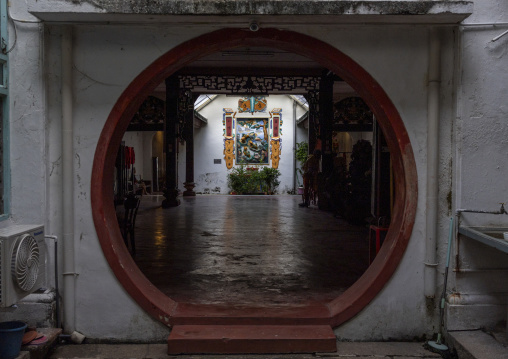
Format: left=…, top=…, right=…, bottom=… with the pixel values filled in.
left=424, top=28, right=441, bottom=299
left=62, top=26, right=76, bottom=332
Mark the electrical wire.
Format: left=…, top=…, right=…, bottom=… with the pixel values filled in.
left=2, top=18, right=15, bottom=54
left=7, top=4, right=42, bottom=24
left=3, top=4, right=42, bottom=54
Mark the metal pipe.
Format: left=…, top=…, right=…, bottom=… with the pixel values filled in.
left=453, top=268, right=508, bottom=273
left=454, top=204, right=507, bottom=271
left=62, top=26, right=76, bottom=334
left=459, top=22, right=508, bottom=43
left=492, top=29, right=508, bottom=42
left=456, top=203, right=507, bottom=216
left=45, top=235, right=60, bottom=329
left=424, top=28, right=441, bottom=299
left=461, top=22, right=508, bottom=28
left=59, top=331, right=85, bottom=344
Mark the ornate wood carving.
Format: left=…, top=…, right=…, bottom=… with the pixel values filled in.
left=224, top=139, right=235, bottom=169
left=307, top=90, right=320, bottom=152
left=334, top=97, right=373, bottom=125
left=180, top=75, right=320, bottom=95
left=129, top=95, right=165, bottom=130
left=270, top=139, right=281, bottom=169
left=178, top=90, right=194, bottom=141
left=238, top=96, right=267, bottom=113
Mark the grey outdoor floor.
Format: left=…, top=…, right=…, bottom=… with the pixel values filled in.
left=130, top=194, right=370, bottom=306
left=45, top=331, right=508, bottom=358
left=48, top=342, right=444, bottom=359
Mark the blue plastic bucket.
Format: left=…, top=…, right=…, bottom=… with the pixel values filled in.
left=0, top=321, right=27, bottom=359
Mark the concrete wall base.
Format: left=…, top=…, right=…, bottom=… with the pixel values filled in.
left=446, top=303, right=506, bottom=331
left=446, top=330, right=508, bottom=359
left=0, top=291, right=56, bottom=328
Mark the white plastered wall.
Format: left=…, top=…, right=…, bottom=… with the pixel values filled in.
left=6, top=13, right=464, bottom=340
left=324, top=25, right=456, bottom=340
left=445, top=0, right=508, bottom=331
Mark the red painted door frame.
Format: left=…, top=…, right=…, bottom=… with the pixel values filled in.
left=91, top=28, right=417, bottom=328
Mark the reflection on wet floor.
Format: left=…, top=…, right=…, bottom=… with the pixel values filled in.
left=131, top=195, right=369, bottom=307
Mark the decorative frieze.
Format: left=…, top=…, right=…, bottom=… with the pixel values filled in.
left=180, top=75, right=320, bottom=95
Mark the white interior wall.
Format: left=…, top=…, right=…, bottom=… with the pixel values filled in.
left=189, top=95, right=307, bottom=195
left=125, top=98, right=374, bottom=196
left=122, top=131, right=157, bottom=183
left=122, top=132, right=144, bottom=179
left=142, top=132, right=155, bottom=182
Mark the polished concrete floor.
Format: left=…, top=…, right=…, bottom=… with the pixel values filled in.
left=129, top=195, right=369, bottom=307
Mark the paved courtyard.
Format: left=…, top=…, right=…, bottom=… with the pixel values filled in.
left=129, top=195, right=370, bottom=306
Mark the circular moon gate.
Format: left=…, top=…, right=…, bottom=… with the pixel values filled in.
left=92, top=28, right=417, bottom=328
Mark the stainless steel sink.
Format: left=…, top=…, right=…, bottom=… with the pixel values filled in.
left=458, top=226, right=508, bottom=254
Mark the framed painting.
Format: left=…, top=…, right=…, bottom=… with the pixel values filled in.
left=236, top=118, right=269, bottom=165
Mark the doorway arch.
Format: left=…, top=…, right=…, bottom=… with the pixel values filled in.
left=91, top=28, right=417, bottom=328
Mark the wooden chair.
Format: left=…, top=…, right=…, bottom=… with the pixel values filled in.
left=122, top=194, right=140, bottom=255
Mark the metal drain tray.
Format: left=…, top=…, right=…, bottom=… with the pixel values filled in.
left=458, top=226, right=508, bottom=254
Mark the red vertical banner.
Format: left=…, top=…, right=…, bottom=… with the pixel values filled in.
left=273, top=115, right=279, bottom=138
left=270, top=109, right=282, bottom=169
left=226, top=115, right=233, bottom=137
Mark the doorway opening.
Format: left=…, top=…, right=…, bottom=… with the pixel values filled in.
left=92, top=28, right=417, bottom=328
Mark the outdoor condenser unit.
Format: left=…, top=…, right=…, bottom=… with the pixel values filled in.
left=0, top=225, right=46, bottom=308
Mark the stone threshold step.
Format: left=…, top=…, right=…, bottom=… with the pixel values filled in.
left=170, top=303, right=332, bottom=325
left=167, top=324, right=336, bottom=354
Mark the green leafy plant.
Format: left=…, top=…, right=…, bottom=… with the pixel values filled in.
left=295, top=141, right=309, bottom=186
left=227, top=166, right=281, bottom=194
left=295, top=141, right=309, bottom=164
left=227, top=166, right=255, bottom=194
left=259, top=167, right=281, bottom=194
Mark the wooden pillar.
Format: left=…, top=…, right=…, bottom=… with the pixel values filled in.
left=371, top=119, right=391, bottom=221
left=183, top=93, right=196, bottom=196
left=307, top=90, right=319, bottom=154
left=162, top=75, right=180, bottom=208
left=319, top=71, right=334, bottom=176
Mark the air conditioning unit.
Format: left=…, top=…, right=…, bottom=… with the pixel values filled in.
left=0, top=225, right=46, bottom=307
